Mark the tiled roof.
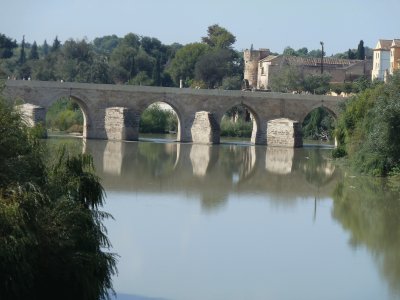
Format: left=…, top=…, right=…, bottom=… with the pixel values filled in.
left=392, top=39, right=400, bottom=47
left=375, top=39, right=392, bottom=50
left=260, top=55, right=278, bottom=62
left=283, top=56, right=360, bottom=67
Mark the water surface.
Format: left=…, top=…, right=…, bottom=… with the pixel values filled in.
left=59, top=138, right=400, bottom=300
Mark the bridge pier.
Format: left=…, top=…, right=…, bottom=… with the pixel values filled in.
left=266, top=118, right=303, bottom=148
left=104, top=107, right=139, bottom=141
left=191, top=111, right=220, bottom=144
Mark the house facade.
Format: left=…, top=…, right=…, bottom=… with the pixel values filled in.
left=244, top=48, right=371, bottom=91
left=390, top=39, right=400, bottom=75
left=372, top=40, right=392, bottom=81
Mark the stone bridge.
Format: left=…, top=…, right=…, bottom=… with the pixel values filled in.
left=3, top=80, right=345, bottom=146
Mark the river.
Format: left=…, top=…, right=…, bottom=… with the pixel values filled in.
left=49, top=136, right=400, bottom=300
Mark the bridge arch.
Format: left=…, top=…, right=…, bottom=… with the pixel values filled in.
left=300, top=102, right=338, bottom=123
left=137, top=100, right=181, bottom=141
left=216, top=101, right=263, bottom=144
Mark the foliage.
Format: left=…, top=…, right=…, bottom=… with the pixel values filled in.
left=0, top=96, right=116, bottom=299
left=195, top=49, right=232, bottom=88
left=139, top=104, right=178, bottom=133
left=221, top=75, right=242, bottom=90
left=303, top=74, right=331, bottom=94
left=0, top=33, right=17, bottom=59
left=356, top=40, right=365, bottom=60
left=29, top=41, right=39, bottom=60
left=269, top=66, right=304, bottom=92
left=46, top=97, right=83, bottom=132
left=167, top=42, right=209, bottom=86
left=1, top=26, right=242, bottom=88
left=201, top=24, right=236, bottom=49
left=335, top=71, right=400, bottom=175
left=220, top=117, right=252, bottom=138
left=302, top=107, right=335, bottom=140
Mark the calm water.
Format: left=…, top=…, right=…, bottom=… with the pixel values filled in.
left=51, top=137, right=400, bottom=300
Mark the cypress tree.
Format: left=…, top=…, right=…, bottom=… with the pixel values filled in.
left=42, top=40, right=49, bottom=56
left=29, top=41, right=39, bottom=60
left=357, top=40, right=365, bottom=60
left=19, top=35, right=26, bottom=65
left=51, top=36, right=61, bottom=52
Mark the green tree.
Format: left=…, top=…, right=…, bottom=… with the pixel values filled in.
left=201, top=24, right=236, bottom=49
left=0, top=94, right=117, bottom=300
left=357, top=40, right=365, bottom=60
left=51, top=36, right=61, bottom=52
left=0, top=33, right=17, bottom=58
left=167, top=42, right=209, bottom=85
left=18, top=36, right=26, bottom=65
left=194, top=49, right=232, bottom=88
left=42, top=40, right=49, bottom=56
left=303, top=74, right=331, bottom=94
left=335, top=71, right=400, bottom=175
left=269, top=66, right=304, bottom=92
left=29, top=41, right=39, bottom=60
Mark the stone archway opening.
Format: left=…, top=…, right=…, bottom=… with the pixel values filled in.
left=138, top=101, right=180, bottom=142
left=302, top=106, right=336, bottom=145
left=220, top=104, right=255, bottom=144
left=46, top=96, right=85, bottom=137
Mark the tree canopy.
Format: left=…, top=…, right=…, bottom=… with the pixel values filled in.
left=0, top=91, right=117, bottom=299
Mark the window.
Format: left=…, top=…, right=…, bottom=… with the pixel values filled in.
left=261, top=67, right=265, bottom=75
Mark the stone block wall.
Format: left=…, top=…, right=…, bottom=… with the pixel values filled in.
left=191, top=111, right=220, bottom=144
left=105, top=107, right=138, bottom=141
left=267, top=118, right=303, bottom=147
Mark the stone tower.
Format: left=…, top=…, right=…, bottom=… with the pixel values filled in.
left=243, top=48, right=270, bottom=89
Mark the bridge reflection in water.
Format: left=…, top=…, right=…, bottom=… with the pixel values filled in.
left=84, top=139, right=339, bottom=212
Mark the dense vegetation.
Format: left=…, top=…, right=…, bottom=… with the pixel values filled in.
left=0, top=90, right=116, bottom=299
left=139, top=104, right=177, bottom=134
left=46, top=97, right=83, bottom=133
left=334, top=71, right=400, bottom=176
left=0, top=25, right=244, bottom=90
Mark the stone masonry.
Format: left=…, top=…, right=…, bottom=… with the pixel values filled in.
left=191, top=111, right=220, bottom=144
left=267, top=118, right=303, bottom=147
left=4, top=80, right=345, bottom=147
left=105, top=107, right=138, bottom=141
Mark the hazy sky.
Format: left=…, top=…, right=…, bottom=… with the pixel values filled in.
left=1, top=0, right=399, bottom=55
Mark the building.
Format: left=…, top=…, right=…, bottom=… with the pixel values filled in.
left=244, top=48, right=372, bottom=91
left=371, top=39, right=392, bottom=81
left=390, top=39, right=400, bottom=75
left=371, top=39, right=400, bottom=81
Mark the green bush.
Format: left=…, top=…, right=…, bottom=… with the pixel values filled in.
left=335, top=71, right=400, bottom=176
left=46, top=98, right=83, bottom=132
left=220, top=118, right=252, bottom=137
left=139, top=104, right=178, bottom=133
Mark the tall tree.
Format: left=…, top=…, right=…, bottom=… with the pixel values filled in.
left=51, top=36, right=61, bottom=52
left=194, top=49, right=232, bottom=88
left=167, top=42, right=209, bottom=85
left=357, top=40, right=365, bottom=60
left=42, top=40, right=49, bottom=56
left=0, top=33, right=17, bottom=58
left=18, top=35, right=26, bottom=65
left=347, top=49, right=356, bottom=59
left=29, top=41, right=39, bottom=60
left=201, top=24, right=236, bottom=49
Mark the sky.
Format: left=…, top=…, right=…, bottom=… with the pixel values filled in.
left=1, top=0, right=399, bottom=55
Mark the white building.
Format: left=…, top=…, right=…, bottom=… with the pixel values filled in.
left=371, top=39, right=392, bottom=81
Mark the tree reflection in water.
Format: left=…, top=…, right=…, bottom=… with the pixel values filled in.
left=332, top=176, right=400, bottom=296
